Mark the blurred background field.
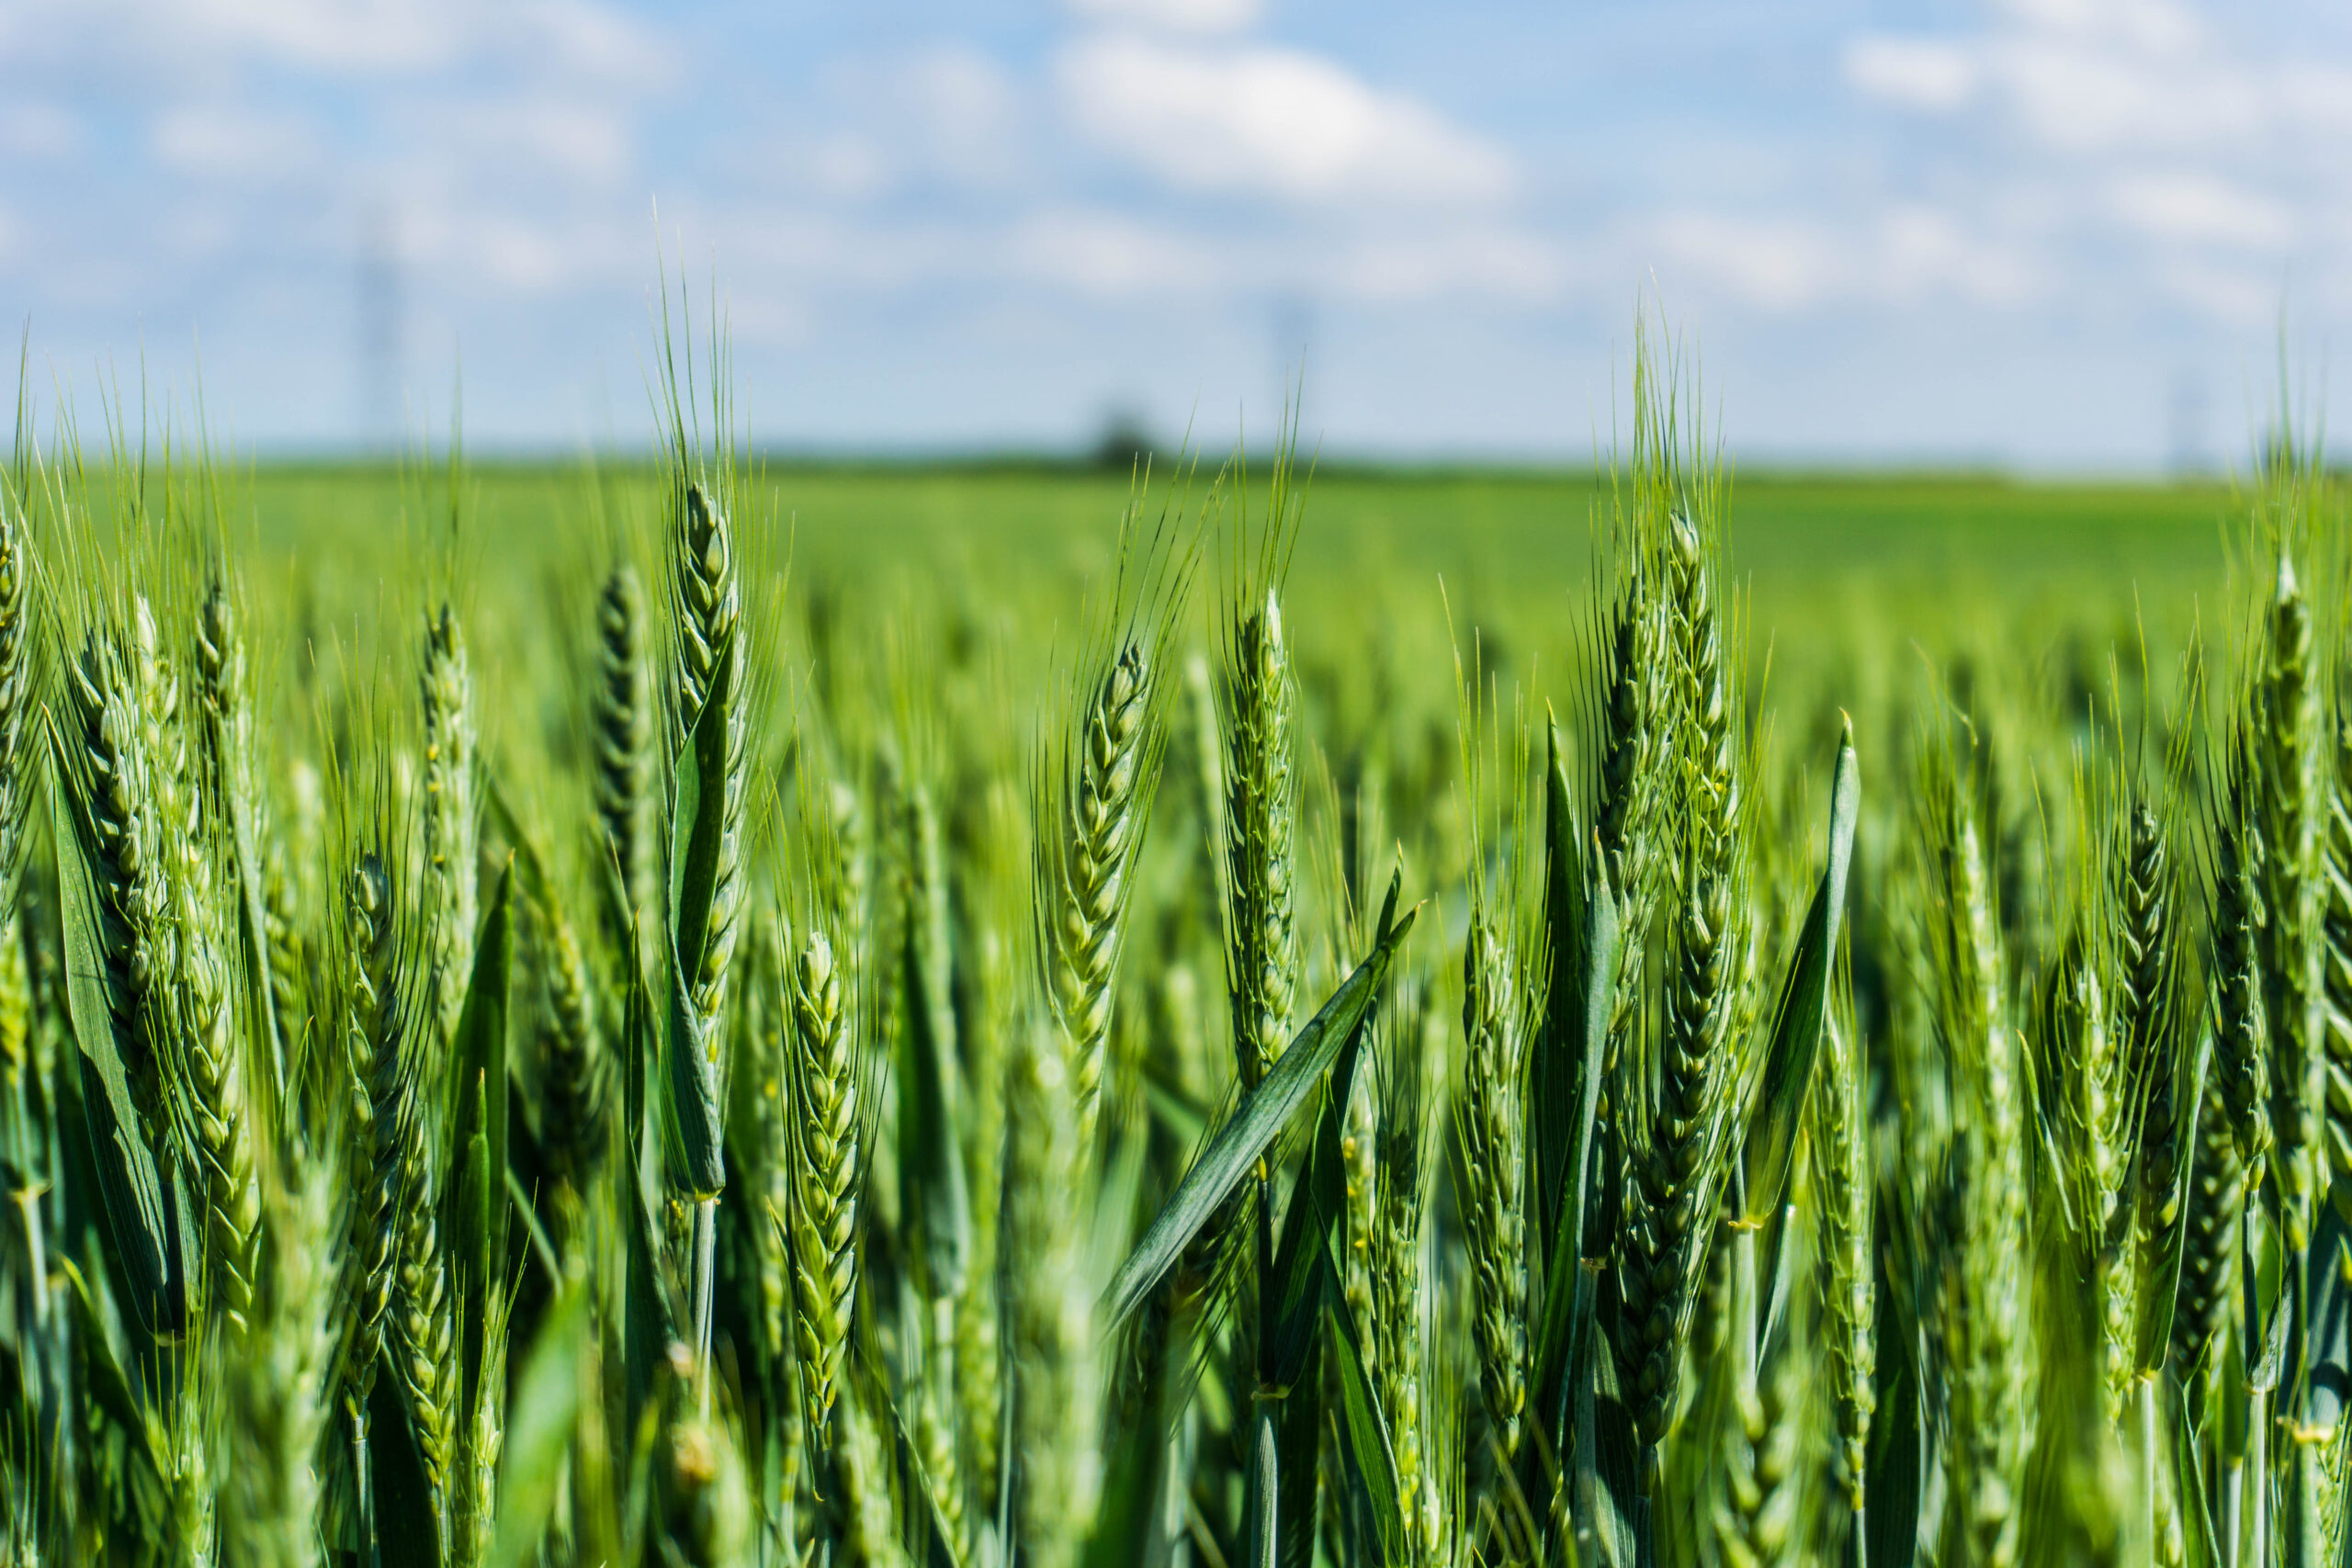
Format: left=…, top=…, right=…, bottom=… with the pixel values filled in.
left=248, top=457, right=2245, bottom=718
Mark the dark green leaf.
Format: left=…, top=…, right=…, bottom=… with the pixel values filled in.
left=1530, top=715, right=1585, bottom=1255
left=1101, top=875, right=1416, bottom=1331
left=897, top=869, right=970, bottom=1297
left=1328, top=1281, right=1406, bottom=1566
left=668, top=629, right=736, bottom=988
left=876, top=1380, right=967, bottom=1568
left=2167, top=1371, right=2222, bottom=1568
left=372, top=1348, right=442, bottom=1568
left=2303, top=1191, right=2352, bottom=1431
left=662, top=626, right=736, bottom=1200
left=489, top=1280, right=589, bottom=1568
left=1244, top=1410, right=1279, bottom=1568
left=621, top=937, right=670, bottom=1433
left=1084, top=1306, right=1178, bottom=1568
left=447, top=863, right=515, bottom=1425
left=47, top=737, right=183, bottom=1337
left=1532, top=820, right=1619, bottom=1461
left=662, top=954, right=726, bottom=1200
left=1576, top=1306, right=1640, bottom=1568
left=2135, top=1038, right=2210, bottom=1379
left=482, top=773, right=555, bottom=914
left=60, top=1258, right=145, bottom=1446
left=447, top=863, right=514, bottom=1257
left=1865, top=1327, right=1920, bottom=1568
left=1740, top=721, right=1860, bottom=1225
left=220, top=774, right=285, bottom=1113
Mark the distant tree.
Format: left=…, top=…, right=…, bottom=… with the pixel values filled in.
left=1091, top=406, right=1155, bottom=471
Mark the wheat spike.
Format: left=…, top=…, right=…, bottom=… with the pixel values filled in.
left=537, top=901, right=606, bottom=1193
left=1617, top=509, right=1746, bottom=1465
left=669, top=481, right=749, bottom=1108
left=336, top=854, right=413, bottom=1441
left=421, top=601, right=477, bottom=1055
left=2256, top=549, right=2318, bottom=1246
left=593, top=562, right=651, bottom=939
left=2213, top=722, right=2271, bottom=1163
left=785, top=927, right=859, bottom=1442
left=1929, top=758, right=2030, bottom=1568
left=1811, top=1008, right=1874, bottom=1519
left=2172, top=1086, right=2243, bottom=1378
left=222, top=1156, right=340, bottom=1568
left=1226, top=589, right=1295, bottom=1090
left=1461, top=908, right=1527, bottom=1463
left=1049, top=638, right=1151, bottom=1149
left=61, top=627, right=170, bottom=1139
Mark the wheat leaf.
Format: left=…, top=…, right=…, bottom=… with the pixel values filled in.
left=1739, top=718, right=1860, bottom=1225
left=48, top=730, right=184, bottom=1337
left=1327, top=1278, right=1406, bottom=1565
left=1100, top=874, right=1415, bottom=1332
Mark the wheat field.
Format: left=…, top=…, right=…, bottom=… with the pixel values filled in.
left=0, top=321, right=2339, bottom=1568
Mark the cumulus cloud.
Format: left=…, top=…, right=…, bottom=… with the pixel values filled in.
left=1838, top=0, right=2350, bottom=329
left=1845, top=0, right=2301, bottom=155
left=0, top=102, right=82, bottom=159
left=1057, top=34, right=1512, bottom=206
left=1843, top=38, right=1980, bottom=113
left=2108, top=171, right=2293, bottom=249
left=1063, top=0, right=1261, bottom=36
left=1654, top=207, right=2039, bottom=312
left=150, top=102, right=318, bottom=179
left=1007, top=208, right=1226, bottom=296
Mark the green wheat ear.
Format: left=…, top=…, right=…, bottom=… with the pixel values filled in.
left=1049, top=638, right=1149, bottom=1148
left=421, top=601, right=478, bottom=1056
left=593, top=561, right=651, bottom=947
left=784, top=923, right=859, bottom=1447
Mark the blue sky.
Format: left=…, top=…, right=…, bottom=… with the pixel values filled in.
left=1, top=0, right=2346, bottom=466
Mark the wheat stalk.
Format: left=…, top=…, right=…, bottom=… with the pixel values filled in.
left=1005, top=1014, right=1098, bottom=1568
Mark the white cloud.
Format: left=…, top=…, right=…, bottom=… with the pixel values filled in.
left=2153, top=257, right=2273, bottom=322
left=1058, top=34, right=1511, bottom=206
left=155, top=0, right=464, bottom=73
left=0, top=102, right=81, bottom=158
left=1063, top=0, right=1261, bottom=37
left=1840, top=0, right=2348, bottom=327
left=1843, top=38, right=1979, bottom=112
left=1990, top=0, right=2202, bottom=54
left=150, top=103, right=317, bottom=179
left=2109, top=172, right=2293, bottom=249
left=1652, top=207, right=2039, bottom=312
left=790, top=46, right=1026, bottom=199
left=1326, top=227, right=1566, bottom=304
left=1007, top=209, right=1224, bottom=296
left=440, top=97, right=638, bottom=185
